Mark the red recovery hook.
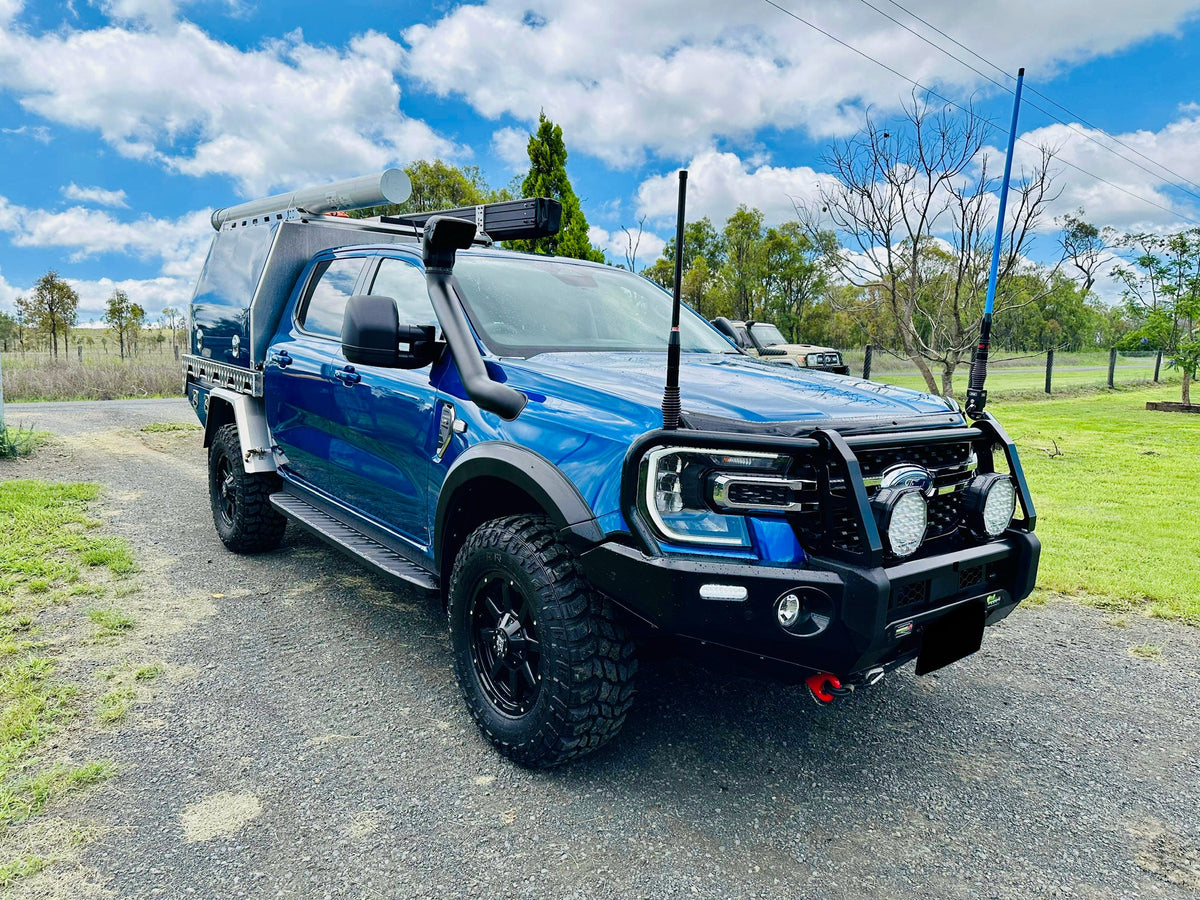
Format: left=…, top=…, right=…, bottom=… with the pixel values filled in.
left=805, top=672, right=842, bottom=704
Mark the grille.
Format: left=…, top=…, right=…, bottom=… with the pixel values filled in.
left=927, top=492, right=962, bottom=539
left=856, top=442, right=971, bottom=479
left=727, top=482, right=791, bottom=507
left=890, top=579, right=929, bottom=611
left=958, top=565, right=985, bottom=590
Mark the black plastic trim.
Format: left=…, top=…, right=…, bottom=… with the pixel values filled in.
left=434, top=443, right=602, bottom=573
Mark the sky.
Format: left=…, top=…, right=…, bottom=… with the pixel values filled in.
left=2, top=0, right=1200, bottom=326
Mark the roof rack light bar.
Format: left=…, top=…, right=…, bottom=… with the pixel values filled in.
left=383, top=197, right=562, bottom=242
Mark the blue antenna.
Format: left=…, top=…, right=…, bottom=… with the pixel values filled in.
left=966, top=66, right=1025, bottom=419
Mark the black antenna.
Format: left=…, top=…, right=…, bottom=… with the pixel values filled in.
left=661, top=170, right=688, bottom=430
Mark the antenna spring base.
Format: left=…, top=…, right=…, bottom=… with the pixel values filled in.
left=661, top=387, right=681, bottom=430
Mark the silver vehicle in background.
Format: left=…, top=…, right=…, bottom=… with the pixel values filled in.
left=712, top=317, right=850, bottom=374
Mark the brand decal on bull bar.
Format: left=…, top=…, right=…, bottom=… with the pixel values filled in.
left=879, top=464, right=936, bottom=497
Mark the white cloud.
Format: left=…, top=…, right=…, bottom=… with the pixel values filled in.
left=1007, top=113, right=1200, bottom=232
left=0, top=266, right=20, bottom=306
left=0, top=194, right=211, bottom=321
left=589, top=225, right=666, bottom=270
left=1, top=124, right=51, bottom=143
left=62, top=183, right=129, bottom=208
left=97, top=0, right=179, bottom=27
left=491, top=127, right=529, bottom=173
left=0, top=22, right=461, bottom=196
left=636, top=150, right=841, bottom=227
left=402, top=0, right=1200, bottom=168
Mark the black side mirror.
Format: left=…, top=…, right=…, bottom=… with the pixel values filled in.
left=342, top=295, right=439, bottom=369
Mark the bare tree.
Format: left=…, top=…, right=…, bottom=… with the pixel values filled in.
left=798, top=96, right=1062, bottom=396
left=620, top=216, right=647, bottom=271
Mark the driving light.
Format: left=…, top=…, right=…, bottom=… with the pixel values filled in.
left=871, top=487, right=927, bottom=557
left=962, top=473, right=1016, bottom=537
left=777, top=593, right=801, bottom=627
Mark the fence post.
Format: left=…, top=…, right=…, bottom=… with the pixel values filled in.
left=174, top=344, right=180, bottom=362
left=77, top=345, right=83, bottom=363
left=862, top=345, right=873, bottom=380
left=1107, top=348, right=1117, bottom=388
left=1154, top=350, right=1162, bottom=382
left=1044, top=349, right=1054, bottom=395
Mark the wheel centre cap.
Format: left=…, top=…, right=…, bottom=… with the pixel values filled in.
left=493, top=630, right=508, bottom=656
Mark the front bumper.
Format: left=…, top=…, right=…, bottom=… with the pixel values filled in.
left=580, top=530, right=1040, bottom=681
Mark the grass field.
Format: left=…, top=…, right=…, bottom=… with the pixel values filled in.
left=995, top=384, right=1200, bottom=624
left=1, top=347, right=181, bottom=402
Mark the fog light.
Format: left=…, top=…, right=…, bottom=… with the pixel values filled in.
left=962, top=473, right=1017, bottom=537
left=777, top=593, right=801, bottom=627
left=871, top=487, right=927, bottom=557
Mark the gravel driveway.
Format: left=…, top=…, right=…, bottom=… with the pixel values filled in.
left=3, top=398, right=1199, bottom=899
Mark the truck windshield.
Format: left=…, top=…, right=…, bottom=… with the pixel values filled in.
left=750, top=323, right=788, bottom=347
left=453, top=255, right=734, bottom=357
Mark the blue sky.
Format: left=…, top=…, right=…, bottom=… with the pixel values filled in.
left=2, top=0, right=1200, bottom=325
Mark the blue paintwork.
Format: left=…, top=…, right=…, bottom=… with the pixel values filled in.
left=253, top=245, right=968, bottom=566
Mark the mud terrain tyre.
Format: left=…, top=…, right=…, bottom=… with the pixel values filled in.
left=208, top=423, right=286, bottom=553
left=448, top=515, right=637, bottom=768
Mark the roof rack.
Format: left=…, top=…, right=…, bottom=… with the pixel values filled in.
left=383, top=197, right=561, bottom=243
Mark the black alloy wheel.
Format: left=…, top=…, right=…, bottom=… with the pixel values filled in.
left=469, top=574, right=542, bottom=716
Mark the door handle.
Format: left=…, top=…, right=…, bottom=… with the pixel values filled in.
left=274, top=350, right=292, bottom=368
left=335, top=366, right=361, bottom=385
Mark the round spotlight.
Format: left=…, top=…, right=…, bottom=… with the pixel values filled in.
left=871, top=487, right=927, bottom=557
left=963, top=473, right=1017, bottom=537
left=777, top=593, right=801, bottom=627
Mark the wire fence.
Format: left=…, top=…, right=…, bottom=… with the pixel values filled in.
left=839, top=347, right=1182, bottom=397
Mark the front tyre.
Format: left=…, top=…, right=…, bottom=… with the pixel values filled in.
left=448, top=515, right=636, bottom=768
left=208, top=422, right=286, bottom=553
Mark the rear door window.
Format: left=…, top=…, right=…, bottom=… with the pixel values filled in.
left=299, top=257, right=366, bottom=339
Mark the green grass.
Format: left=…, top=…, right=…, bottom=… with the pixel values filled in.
left=139, top=422, right=199, bottom=433
left=86, top=608, right=134, bottom=635
left=0, top=480, right=124, bottom=867
left=997, top=384, right=1200, bottom=624
left=97, top=688, right=135, bottom=724
left=0, top=426, right=46, bottom=459
left=134, top=665, right=162, bottom=682
left=0, top=854, right=47, bottom=887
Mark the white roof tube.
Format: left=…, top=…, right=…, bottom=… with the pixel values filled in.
left=210, top=169, right=412, bottom=231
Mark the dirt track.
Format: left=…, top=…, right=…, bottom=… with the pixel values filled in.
left=3, top=398, right=1199, bottom=899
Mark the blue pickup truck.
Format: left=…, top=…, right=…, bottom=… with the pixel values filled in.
left=184, top=172, right=1039, bottom=767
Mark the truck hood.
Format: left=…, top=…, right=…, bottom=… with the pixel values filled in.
left=765, top=342, right=836, bottom=356
left=502, top=352, right=962, bottom=432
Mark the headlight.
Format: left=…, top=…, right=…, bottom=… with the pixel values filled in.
left=962, top=473, right=1016, bottom=537
left=871, top=487, right=927, bottom=557
left=641, top=447, right=797, bottom=547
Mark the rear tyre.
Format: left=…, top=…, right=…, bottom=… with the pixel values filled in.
left=208, top=422, right=286, bottom=553
left=447, top=515, right=637, bottom=768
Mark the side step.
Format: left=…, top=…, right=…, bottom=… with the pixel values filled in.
left=270, top=493, right=439, bottom=596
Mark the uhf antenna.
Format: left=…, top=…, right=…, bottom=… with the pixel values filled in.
left=661, top=169, right=688, bottom=430
left=966, top=67, right=1025, bottom=420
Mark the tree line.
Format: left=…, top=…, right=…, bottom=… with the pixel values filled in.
left=0, top=276, right=185, bottom=359
left=3, top=106, right=1194, bottom=401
